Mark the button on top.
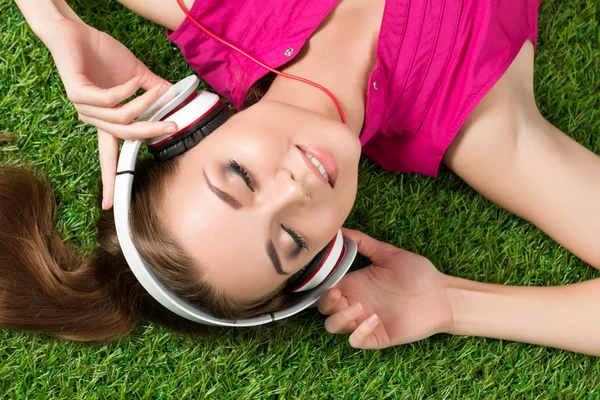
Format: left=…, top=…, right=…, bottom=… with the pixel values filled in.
left=373, top=80, right=379, bottom=91
left=284, top=48, right=294, bottom=57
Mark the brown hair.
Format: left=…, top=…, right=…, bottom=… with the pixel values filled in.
left=243, top=73, right=275, bottom=109
left=0, top=156, right=291, bottom=342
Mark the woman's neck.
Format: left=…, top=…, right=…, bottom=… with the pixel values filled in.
left=262, top=76, right=362, bottom=133
left=261, top=0, right=385, bottom=136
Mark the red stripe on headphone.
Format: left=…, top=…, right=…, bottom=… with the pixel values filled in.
left=325, top=246, right=345, bottom=280
left=289, top=234, right=340, bottom=292
left=162, top=91, right=198, bottom=121
left=148, top=97, right=222, bottom=149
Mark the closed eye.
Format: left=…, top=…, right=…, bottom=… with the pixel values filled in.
left=227, top=159, right=254, bottom=191
left=282, top=224, right=309, bottom=254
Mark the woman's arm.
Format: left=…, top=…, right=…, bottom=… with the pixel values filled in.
left=444, top=41, right=600, bottom=267
left=446, top=277, right=600, bottom=356
left=13, top=0, right=176, bottom=210
left=14, top=0, right=81, bottom=41
left=318, top=230, right=600, bottom=356
left=48, top=0, right=84, bottom=22
left=116, top=0, right=193, bottom=31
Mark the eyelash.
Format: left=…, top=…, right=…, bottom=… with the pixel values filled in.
left=282, top=225, right=309, bottom=251
left=227, top=159, right=254, bottom=191
left=227, top=159, right=307, bottom=252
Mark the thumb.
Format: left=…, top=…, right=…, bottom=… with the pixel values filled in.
left=65, top=73, right=141, bottom=107
left=98, top=129, right=118, bottom=210
left=341, top=228, right=396, bottom=263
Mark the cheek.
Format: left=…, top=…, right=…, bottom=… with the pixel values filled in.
left=301, top=205, right=349, bottom=245
left=334, top=178, right=358, bottom=218
left=221, top=264, right=286, bottom=301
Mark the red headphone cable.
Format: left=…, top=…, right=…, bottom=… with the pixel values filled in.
left=175, top=0, right=347, bottom=124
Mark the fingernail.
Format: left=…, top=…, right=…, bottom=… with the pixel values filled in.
left=328, top=290, right=338, bottom=301
left=350, top=303, right=363, bottom=316
left=158, top=85, right=169, bottom=96
left=367, top=314, right=379, bottom=327
left=164, top=125, right=177, bottom=134
left=139, top=76, right=148, bottom=86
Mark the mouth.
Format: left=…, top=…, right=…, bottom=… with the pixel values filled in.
left=297, top=145, right=339, bottom=188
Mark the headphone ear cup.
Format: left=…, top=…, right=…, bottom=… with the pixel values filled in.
left=198, top=106, right=231, bottom=136
left=151, top=105, right=232, bottom=162
left=286, top=244, right=331, bottom=291
left=287, top=266, right=309, bottom=289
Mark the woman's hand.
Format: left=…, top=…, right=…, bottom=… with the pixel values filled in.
left=317, top=229, right=453, bottom=349
left=45, top=18, right=178, bottom=209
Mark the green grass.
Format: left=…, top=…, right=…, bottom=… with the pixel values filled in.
left=1, top=0, right=599, bottom=398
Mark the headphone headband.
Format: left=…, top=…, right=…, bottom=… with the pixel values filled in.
left=113, top=76, right=357, bottom=327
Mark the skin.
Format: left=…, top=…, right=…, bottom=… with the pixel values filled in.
left=317, top=42, right=600, bottom=354
left=16, top=0, right=600, bottom=354
left=162, top=101, right=360, bottom=301
left=158, top=0, right=383, bottom=301
left=13, top=0, right=178, bottom=210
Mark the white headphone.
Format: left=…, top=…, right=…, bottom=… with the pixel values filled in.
left=113, top=76, right=357, bottom=327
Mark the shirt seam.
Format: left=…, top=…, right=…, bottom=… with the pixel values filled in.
left=223, top=0, right=254, bottom=40
left=397, top=0, right=446, bottom=125
left=237, top=0, right=271, bottom=46
left=386, top=0, right=427, bottom=122
left=365, top=0, right=408, bottom=137
left=386, top=0, right=411, bottom=82
left=416, top=0, right=463, bottom=132
left=282, top=0, right=315, bottom=40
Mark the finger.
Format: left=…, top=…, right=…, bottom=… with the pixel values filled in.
left=75, top=84, right=170, bottom=125
left=324, top=302, right=364, bottom=334
left=98, top=130, right=119, bottom=210
left=348, top=314, right=382, bottom=349
left=341, top=228, right=392, bottom=262
left=79, top=114, right=177, bottom=141
left=138, top=67, right=172, bottom=92
left=317, top=288, right=349, bottom=315
left=67, top=75, right=143, bottom=108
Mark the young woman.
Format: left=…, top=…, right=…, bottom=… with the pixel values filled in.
left=9, top=0, right=600, bottom=354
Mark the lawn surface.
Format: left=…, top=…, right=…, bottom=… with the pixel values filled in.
left=1, top=0, right=599, bottom=398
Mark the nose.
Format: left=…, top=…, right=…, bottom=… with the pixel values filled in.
left=258, top=169, right=310, bottom=212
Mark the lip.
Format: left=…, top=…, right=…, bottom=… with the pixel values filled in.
left=297, top=145, right=339, bottom=188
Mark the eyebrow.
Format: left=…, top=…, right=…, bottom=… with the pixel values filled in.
left=267, top=241, right=288, bottom=275
left=203, top=171, right=242, bottom=210
left=203, top=170, right=288, bottom=276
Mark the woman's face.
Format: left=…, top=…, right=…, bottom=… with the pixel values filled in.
left=162, top=100, right=361, bottom=303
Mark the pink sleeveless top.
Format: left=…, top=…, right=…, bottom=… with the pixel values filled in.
left=168, top=0, right=541, bottom=177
